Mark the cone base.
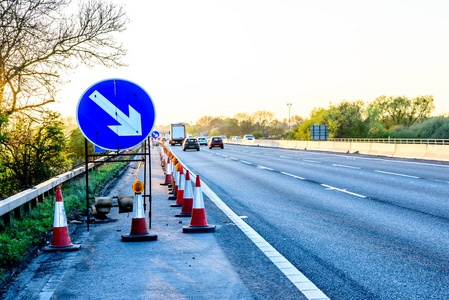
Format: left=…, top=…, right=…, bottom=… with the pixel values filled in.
left=121, top=234, right=158, bottom=242
left=175, top=212, right=192, bottom=217
left=171, top=203, right=182, bottom=207
left=168, top=196, right=177, bottom=200
left=43, top=244, right=80, bottom=252
left=182, top=225, right=216, bottom=233
left=160, top=183, right=169, bottom=186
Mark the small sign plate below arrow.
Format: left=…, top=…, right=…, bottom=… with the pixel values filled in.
left=76, top=79, right=156, bottom=151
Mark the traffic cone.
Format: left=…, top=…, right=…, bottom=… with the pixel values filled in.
left=122, top=181, right=157, bottom=242
left=176, top=170, right=194, bottom=217
left=183, top=175, right=216, bottom=233
left=43, top=186, right=80, bottom=252
left=168, top=162, right=177, bottom=200
left=160, top=157, right=172, bottom=186
left=171, top=166, right=185, bottom=207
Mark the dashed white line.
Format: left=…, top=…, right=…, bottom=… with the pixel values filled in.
left=241, top=160, right=252, bottom=165
left=434, top=179, right=449, bottom=184
left=333, top=164, right=361, bottom=170
left=257, top=165, right=274, bottom=170
left=374, top=170, right=419, bottom=179
left=280, top=156, right=291, bottom=159
left=222, top=155, right=229, bottom=158
left=303, top=159, right=322, bottom=164
left=229, top=157, right=238, bottom=160
left=281, top=172, right=305, bottom=180
left=321, top=184, right=366, bottom=198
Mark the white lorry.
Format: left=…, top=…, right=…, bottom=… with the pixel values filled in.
left=169, top=123, right=186, bottom=146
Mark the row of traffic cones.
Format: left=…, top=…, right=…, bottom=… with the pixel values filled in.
left=43, top=142, right=213, bottom=251
left=160, top=143, right=215, bottom=233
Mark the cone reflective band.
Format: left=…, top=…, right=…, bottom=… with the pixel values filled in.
left=132, top=181, right=144, bottom=194
left=176, top=170, right=194, bottom=217
left=44, top=186, right=80, bottom=251
left=183, top=175, right=215, bottom=233
left=171, top=166, right=185, bottom=207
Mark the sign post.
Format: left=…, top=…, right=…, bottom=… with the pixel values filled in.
left=77, top=79, right=156, bottom=231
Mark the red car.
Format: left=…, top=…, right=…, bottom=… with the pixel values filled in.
left=208, top=136, right=224, bottom=149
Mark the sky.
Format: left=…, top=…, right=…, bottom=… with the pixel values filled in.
left=52, top=0, right=449, bottom=126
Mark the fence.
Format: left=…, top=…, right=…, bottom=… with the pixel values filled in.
left=330, top=138, right=449, bottom=145
left=0, top=156, right=108, bottom=228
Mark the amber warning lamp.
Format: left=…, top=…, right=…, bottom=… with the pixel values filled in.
left=132, top=181, right=144, bottom=194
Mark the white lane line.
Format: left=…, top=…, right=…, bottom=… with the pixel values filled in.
left=374, top=170, right=419, bottom=179
left=321, top=184, right=366, bottom=198
left=434, top=179, right=449, bottom=184
left=281, top=172, right=305, bottom=180
left=200, top=179, right=329, bottom=300
left=257, top=165, right=274, bottom=170
left=280, top=156, right=291, bottom=158
left=222, top=155, right=229, bottom=158
left=303, top=159, right=322, bottom=164
left=333, top=164, right=361, bottom=170
left=241, top=160, right=252, bottom=165
left=229, top=157, right=239, bottom=160
left=175, top=157, right=329, bottom=300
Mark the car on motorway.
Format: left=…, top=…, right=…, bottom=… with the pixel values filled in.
left=182, top=138, right=200, bottom=151
left=208, top=136, right=224, bottom=149
left=232, top=136, right=242, bottom=140
left=197, top=137, right=208, bottom=145
left=220, top=135, right=228, bottom=142
left=243, top=134, right=255, bottom=140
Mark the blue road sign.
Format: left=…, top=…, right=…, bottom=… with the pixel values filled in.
left=151, top=131, right=160, bottom=138
left=94, top=145, right=106, bottom=153
left=76, top=79, right=156, bottom=151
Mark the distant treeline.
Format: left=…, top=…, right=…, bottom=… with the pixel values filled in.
left=175, top=95, right=448, bottom=140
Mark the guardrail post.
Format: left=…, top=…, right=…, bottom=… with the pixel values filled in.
left=38, top=194, right=44, bottom=203
left=2, top=212, right=12, bottom=228
left=31, top=197, right=38, bottom=209
left=14, top=206, right=22, bottom=221
left=24, top=201, right=30, bottom=214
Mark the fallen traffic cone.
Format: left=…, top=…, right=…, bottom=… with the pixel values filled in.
left=183, top=175, right=216, bottom=233
left=171, top=166, right=185, bottom=207
left=160, top=157, right=172, bottom=186
left=43, top=186, right=80, bottom=252
left=176, top=170, right=194, bottom=217
left=122, top=181, right=157, bottom=242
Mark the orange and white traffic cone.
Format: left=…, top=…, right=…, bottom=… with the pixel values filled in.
left=171, top=166, right=185, bottom=207
left=183, top=175, right=216, bottom=233
left=168, top=162, right=177, bottom=200
left=160, top=157, right=172, bottom=186
left=44, top=186, right=80, bottom=252
left=176, top=170, right=194, bottom=217
left=122, top=181, right=157, bottom=242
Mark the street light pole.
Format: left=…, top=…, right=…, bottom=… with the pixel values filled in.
left=287, top=103, right=292, bottom=140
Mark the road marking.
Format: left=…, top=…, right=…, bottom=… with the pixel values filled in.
left=333, top=164, right=361, bottom=170
left=434, top=179, right=449, bottom=184
left=281, top=172, right=305, bottom=180
left=229, top=157, right=239, bottom=160
left=280, top=156, right=291, bottom=159
left=175, top=157, right=329, bottom=300
left=303, top=159, right=322, bottom=164
left=201, top=178, right=329, bottom=300
left=222, top=155, right=229, bottom=158
left=257, top=165, right=274, bottom=170
left=374, top=170, right=419, bottom=179
left=241, top=160, right=252, bottom=165
left=321, top=184, right=366, bottom=198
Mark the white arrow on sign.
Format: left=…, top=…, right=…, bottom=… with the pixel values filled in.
left=89, top=90, right=142, bottom=136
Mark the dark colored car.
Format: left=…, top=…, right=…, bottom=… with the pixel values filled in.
left=182, top=138, right=200, bottom=151
left=209, top=136, right=224, bottom=149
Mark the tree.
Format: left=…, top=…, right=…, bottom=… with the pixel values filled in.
left=325, top=100, right=367, bottom=138
left=0, top=0, right=128, bottom=116
left=251, top=110, right=275, bottom=134
left=368, top=95, right=435, bottom=129
left=0, top=111, right=69, bottom=197
left=291, top=107, right=328, bottom=140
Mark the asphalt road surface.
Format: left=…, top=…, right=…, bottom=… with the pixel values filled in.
left=171, top=143, right=449, bottom=300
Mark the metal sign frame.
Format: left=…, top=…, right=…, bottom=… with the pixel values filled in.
left=84, top=137, right=153, bottom=231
